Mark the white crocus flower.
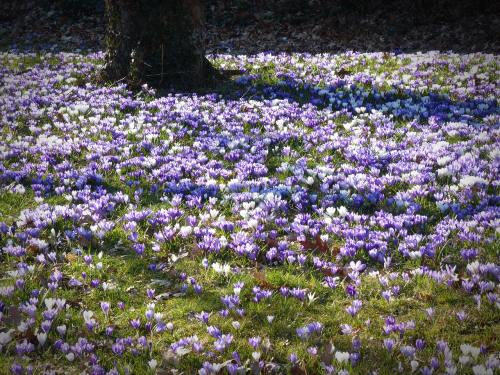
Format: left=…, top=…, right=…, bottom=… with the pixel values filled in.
left=459, top=355, right=471, bottom=365
left=335, top=351, right=350, bottom=363
left=212, top=262, right=231, bottom=276
left=17, top=321, right=29, bottom=333
left=44, top=298, right=56, bottom=310
left=459, top=176, right=488, bottom=188
left=179, top=226, right=192, bottom=237
left=83, top=310, right=94, bottom=323
left=148, top=359, right=157, bottom=369
left=0, top=329, right=14, bottom=348
left=57, top=325, right=67, bottom=336
left=36, top=331, right=47, bottom=346
left=219, top=236, right=228, bottom=248
left=411, top=360, right=419, bottom=372
left=307, top=292, right=318, bottom=305
left=337, top=206, right=348, bottom=217
left=472, top=365, right=493, bottom=375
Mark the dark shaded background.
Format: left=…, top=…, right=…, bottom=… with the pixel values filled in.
left=1, top=0, right=499, bottom=53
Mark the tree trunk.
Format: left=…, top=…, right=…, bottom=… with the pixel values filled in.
left=100, top=0, right=217, bottom=89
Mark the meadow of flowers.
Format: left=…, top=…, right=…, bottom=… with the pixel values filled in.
left=0, top=50, right=499, bottom=374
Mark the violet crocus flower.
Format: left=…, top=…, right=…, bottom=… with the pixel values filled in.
left=83, top=255, right=93, bottom=265
left=346, top=300, right=362, bottom=316
left=10, top=363, right=23, bottom=375
left=345, top=284, right=357, bottom=297
left=340, top=324, right=353, bottom=335
left=15, top=279, right=25, bottom=290
left=100, top=301, right=110, bottom=315
left=252, top=287, right=272, bottom=302
left=130, top=319, right=141, bottom=329
left=90, top=279, right=100, bottom=288
left=307, top=346, right=318, bottom=356
left=145, top=309, right=154, bottom=320
left=248, top=336, right=261, bottom=349
left=415, top=339, right=425, bottom=350
left=112, top=342, right=125, bottom=356
left=195, top=311, right=210, bottom=324
left=214, top=334, right=233, bottom=351
left=400, top=345, right=415, bottom=359
left=384, top=338, right=395, bottom=351
left=456, top=310, right=467, bottom=321
left=132, top=243, right=145, bottom=256
left=382, top=290, right=392, bottom=302
left=41, top=320, right=52, bottom=333
left=297, top=322, right=323, bottom=339
left=207, top=326, right=222, bottom=338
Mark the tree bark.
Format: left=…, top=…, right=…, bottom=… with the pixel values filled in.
left=100, top=0, right=218, bottom=89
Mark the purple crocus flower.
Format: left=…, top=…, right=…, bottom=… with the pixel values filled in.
left=130, top=319, right=141, bottom=329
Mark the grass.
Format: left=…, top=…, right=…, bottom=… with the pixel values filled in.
left=1, top=217, right=498, bottom=373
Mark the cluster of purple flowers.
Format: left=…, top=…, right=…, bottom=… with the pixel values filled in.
left=0, top=49, right=498, bottom=373
left=296, top=322, right=323, bottom=340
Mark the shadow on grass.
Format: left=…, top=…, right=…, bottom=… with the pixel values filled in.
left=190, top=69, right=498, bottom=123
